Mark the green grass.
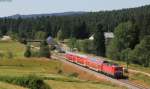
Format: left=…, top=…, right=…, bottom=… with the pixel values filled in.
left=0, top=58, right=61, bottom=77
left=45, top=80, right=126, bottom=89
left=129, top=73, right=150, bottom=88
left=129, top=64, right=150, bottom=73
left=0, top=82, right=27, bottom=89
left=0, top=41, right=25, bottom=58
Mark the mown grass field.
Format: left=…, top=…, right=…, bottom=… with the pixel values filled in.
left=0, top=40, right=126, bottom=89
left=0, top=41, right=25, bottom=58
left=0, top=58, right=61, bottom=77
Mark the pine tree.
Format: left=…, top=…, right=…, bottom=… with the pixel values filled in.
left=94, top=24, right=105, bottom=56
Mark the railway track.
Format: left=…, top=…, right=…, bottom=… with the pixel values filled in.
left=119, top=79, right=149, bottom=89
left=52, top=53, right=150, bottom=89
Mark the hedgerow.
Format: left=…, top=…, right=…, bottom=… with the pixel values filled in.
left=0, top=75, right=51, bottom=89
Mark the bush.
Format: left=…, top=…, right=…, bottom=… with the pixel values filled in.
left=31, top=51, right=40, bottom=57
left=24, top=45, right=32, bottom=57
left=106, top=39, right=121, bottom=60
left=6, top=51, right=14, bottom=59
left=19, top=39, right=27, bottom=45
left=0, top=51, right=4, bottom=59
left=75, top=39, right=94, bottom=53
left=0, top=75, right=51, bottom=89
left=129, top=36, right=150, bottom=67
left=39, top=41, right=51, bottom=58
left=68, top=72, right=79, bottom=78
left=57, top=69, right=63, bottom=74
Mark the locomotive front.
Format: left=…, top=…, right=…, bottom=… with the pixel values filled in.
left=114, top=66, right=123, bottom=79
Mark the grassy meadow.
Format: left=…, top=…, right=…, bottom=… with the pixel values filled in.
left=0, top=41, right=25, bottom=58
left=0, top=58, right=61, bottom=77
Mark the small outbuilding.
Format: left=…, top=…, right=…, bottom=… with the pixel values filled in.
left=104, top=32, right=114, bottom=45
left=89, top=34, right=94, bottom=40
left=46, top=36, right=54, bottom=45
left=1, top=36, right=11, bottom=41
left=104, top=32, right=114, bottom=39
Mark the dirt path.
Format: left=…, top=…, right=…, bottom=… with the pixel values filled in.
left=129, top=69, right=150, bottom=77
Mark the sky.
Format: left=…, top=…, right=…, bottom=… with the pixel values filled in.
left=0, top=0, right=150, bottom=17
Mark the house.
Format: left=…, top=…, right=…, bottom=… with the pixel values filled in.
left=1, top=36, right=11, bottom=41
left=46, top=36, right=54, bottom=45
left=89, top=34, right=94, bottom=40
left=104, top=32, right=114, bottom=39
left=104, top=32, right=114, bottom=46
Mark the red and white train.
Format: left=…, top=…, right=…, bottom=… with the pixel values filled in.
left=64, top=52, right=123, bottom=79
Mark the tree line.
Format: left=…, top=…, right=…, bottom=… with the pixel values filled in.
left=0, top=5, right=150, bottom=67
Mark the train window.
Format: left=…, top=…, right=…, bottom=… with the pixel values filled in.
left=103, top=61, right=119, bottom=67
left=90, top=58, right=97, bottom=62
left=103, top=61, right=109, bottom=63
left=113, top=63, right=119, bottom=66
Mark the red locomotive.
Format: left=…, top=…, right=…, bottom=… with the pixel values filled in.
left=65, top=52, right=123, bottom=79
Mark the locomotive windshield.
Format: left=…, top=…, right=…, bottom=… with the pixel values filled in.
left=103, top=61, right=120, bottom=67
left=103, top=61, right=109, bottom=63
left=115, top=67, right=123, bottom=71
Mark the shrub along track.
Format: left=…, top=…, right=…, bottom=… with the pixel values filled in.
left=52, top=53, right=150, bottom=89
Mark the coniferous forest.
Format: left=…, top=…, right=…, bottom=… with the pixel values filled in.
left=0, top=5, right=150, bottom=67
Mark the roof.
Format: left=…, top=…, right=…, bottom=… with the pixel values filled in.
left=104, top=32, right=114, bottom=38
left=46, top=36, right=53, bottom=44
left=66, top=52, right=87, bottom=58
left=66, top=52, right=106, bottom=63
left=89, top=58, right=98, bottom=62
left=89, top=57, right=105, bottom=64
left=89, top=35, right=94, bottom=40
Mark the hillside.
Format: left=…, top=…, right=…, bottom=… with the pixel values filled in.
left=6, top=12, right=86, bottom=19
